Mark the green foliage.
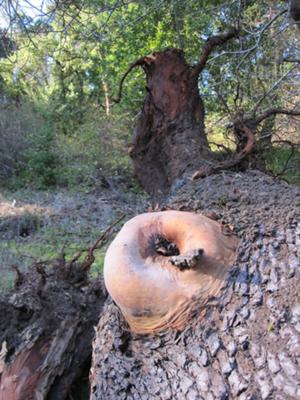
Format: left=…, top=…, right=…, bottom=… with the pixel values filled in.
left=53, top=110, right=132, bottom=187
left=90, top=251, right=105, bottom=276
left=264, top=146, right=300, bottom=185
left=0, top=0, right=299, bottom=189
left=23, top=127, right=59, bottom=188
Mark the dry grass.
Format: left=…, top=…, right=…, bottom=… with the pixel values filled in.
left=0, top=186, right=147, bottom=292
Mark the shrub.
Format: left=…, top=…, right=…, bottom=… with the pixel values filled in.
left=23, top=127, right=58, bottom=188
left=55, top=108, right=133, bottom=187
left=0, top=102, right=39, bottom=183
left=0, top=101, right=59, bottom=188
left=264, top=145, right=300, bottom=185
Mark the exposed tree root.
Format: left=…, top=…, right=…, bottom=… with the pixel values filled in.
left=192, top=121, right=255, bottom=180
left=0, top=215, right=124, bottom=400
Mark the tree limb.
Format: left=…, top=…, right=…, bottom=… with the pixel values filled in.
left=112, top=56, right=152, bottom=103
left=255, top=107, right=300, bottom=125
left=235, top=9, right=288, bottom=71
left=192, top=28, right=239, bottom=77
left=283, top=58, right=300, bottom=63
left=192, top=121, right=255, bottom=180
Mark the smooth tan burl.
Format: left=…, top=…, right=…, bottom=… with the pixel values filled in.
left=104, top=211, right=239, bottom=334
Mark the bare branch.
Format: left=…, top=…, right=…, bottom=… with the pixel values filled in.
left=236, top=8, right=288, bottom=70
left=192, top=121, right=255, bottom=180
left=253, top=64, right=298, bottom=113
left=64, top=213, right=125, bottom=275
left=112, top=56, right=151, bottom=103
left=192, top=27, right=239, bottom=77
left=256, top=107, right=300, bottom=125
left=283, top=58, right=300, bottom=62
left=208, top=141, right=232, bottom=155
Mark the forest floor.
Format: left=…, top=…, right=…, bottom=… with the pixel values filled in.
left=0, top=180, right=148, bottom=292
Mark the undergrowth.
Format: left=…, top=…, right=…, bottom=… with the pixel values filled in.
left=264, top=146, right=300, bottom=185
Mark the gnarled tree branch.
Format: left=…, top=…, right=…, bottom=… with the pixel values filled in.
left=112, top=56, right=153, bottom=103
left=192, top=121, right=255, bottom=180
left=114, top=28, right=238, bottom=105
left=192, top=28, right=239, bottom=77
left=255, top=107, right=300, bottom=125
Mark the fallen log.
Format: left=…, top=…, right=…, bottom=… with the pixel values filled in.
left=90, top=171, right=300, bottom=399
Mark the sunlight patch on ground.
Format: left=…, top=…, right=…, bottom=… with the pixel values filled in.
left=0, top=195, right=53, bottom=220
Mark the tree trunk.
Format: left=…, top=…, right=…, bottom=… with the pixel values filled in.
left=103, top=81, right=110, bottom=116
left=129, top=49, right=214, bottom=199
left=90, top=171, right=300, bottom=400
left=92, top=28, right=298, bottom=395
left=2, top=28, right=299, bottom=400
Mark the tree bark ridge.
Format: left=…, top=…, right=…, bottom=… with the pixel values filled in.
left=90, top=171, right=300, bottom=400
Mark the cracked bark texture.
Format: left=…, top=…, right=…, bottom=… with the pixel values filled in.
left=129, top=49, right=214, bottom=200
left=90, top=171, right=300, bottom=400
left=0, top=261, right=106, bottom=400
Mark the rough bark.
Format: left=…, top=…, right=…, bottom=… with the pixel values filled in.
left=0, top=259, right=106, bottom=400
left=125, top=29, right=251, bottom=199
left=90, top=171, right=300, bottom=400
left=129, top=48, right=213, bottom=200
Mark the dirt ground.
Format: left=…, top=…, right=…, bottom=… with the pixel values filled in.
left=0, top=182, right=148, bottom=291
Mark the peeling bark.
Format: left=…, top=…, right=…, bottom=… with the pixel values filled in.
left=116, top=29, right=239, bottom=199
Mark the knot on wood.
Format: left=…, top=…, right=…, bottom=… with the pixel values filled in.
left=169, top=249, right=204, bottom=271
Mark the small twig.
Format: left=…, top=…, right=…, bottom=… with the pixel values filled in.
left=283, top=58, right=300, bottom=63
left=88, top=213, right=126, bottom=255
left=65, top=249, right=84, bottom=269
left=270, top=140, right=296, bottom=178
left=169, top=249, right=204, bottom=271
left=253, top=64, right=298, bottom=113
left=208, top=141, right=232, bottom=155
left=236, top=9, right=288, bottom=71
left=255, top=106, right=300, bottom=125
left=64, top=213, right=126, bottom=273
